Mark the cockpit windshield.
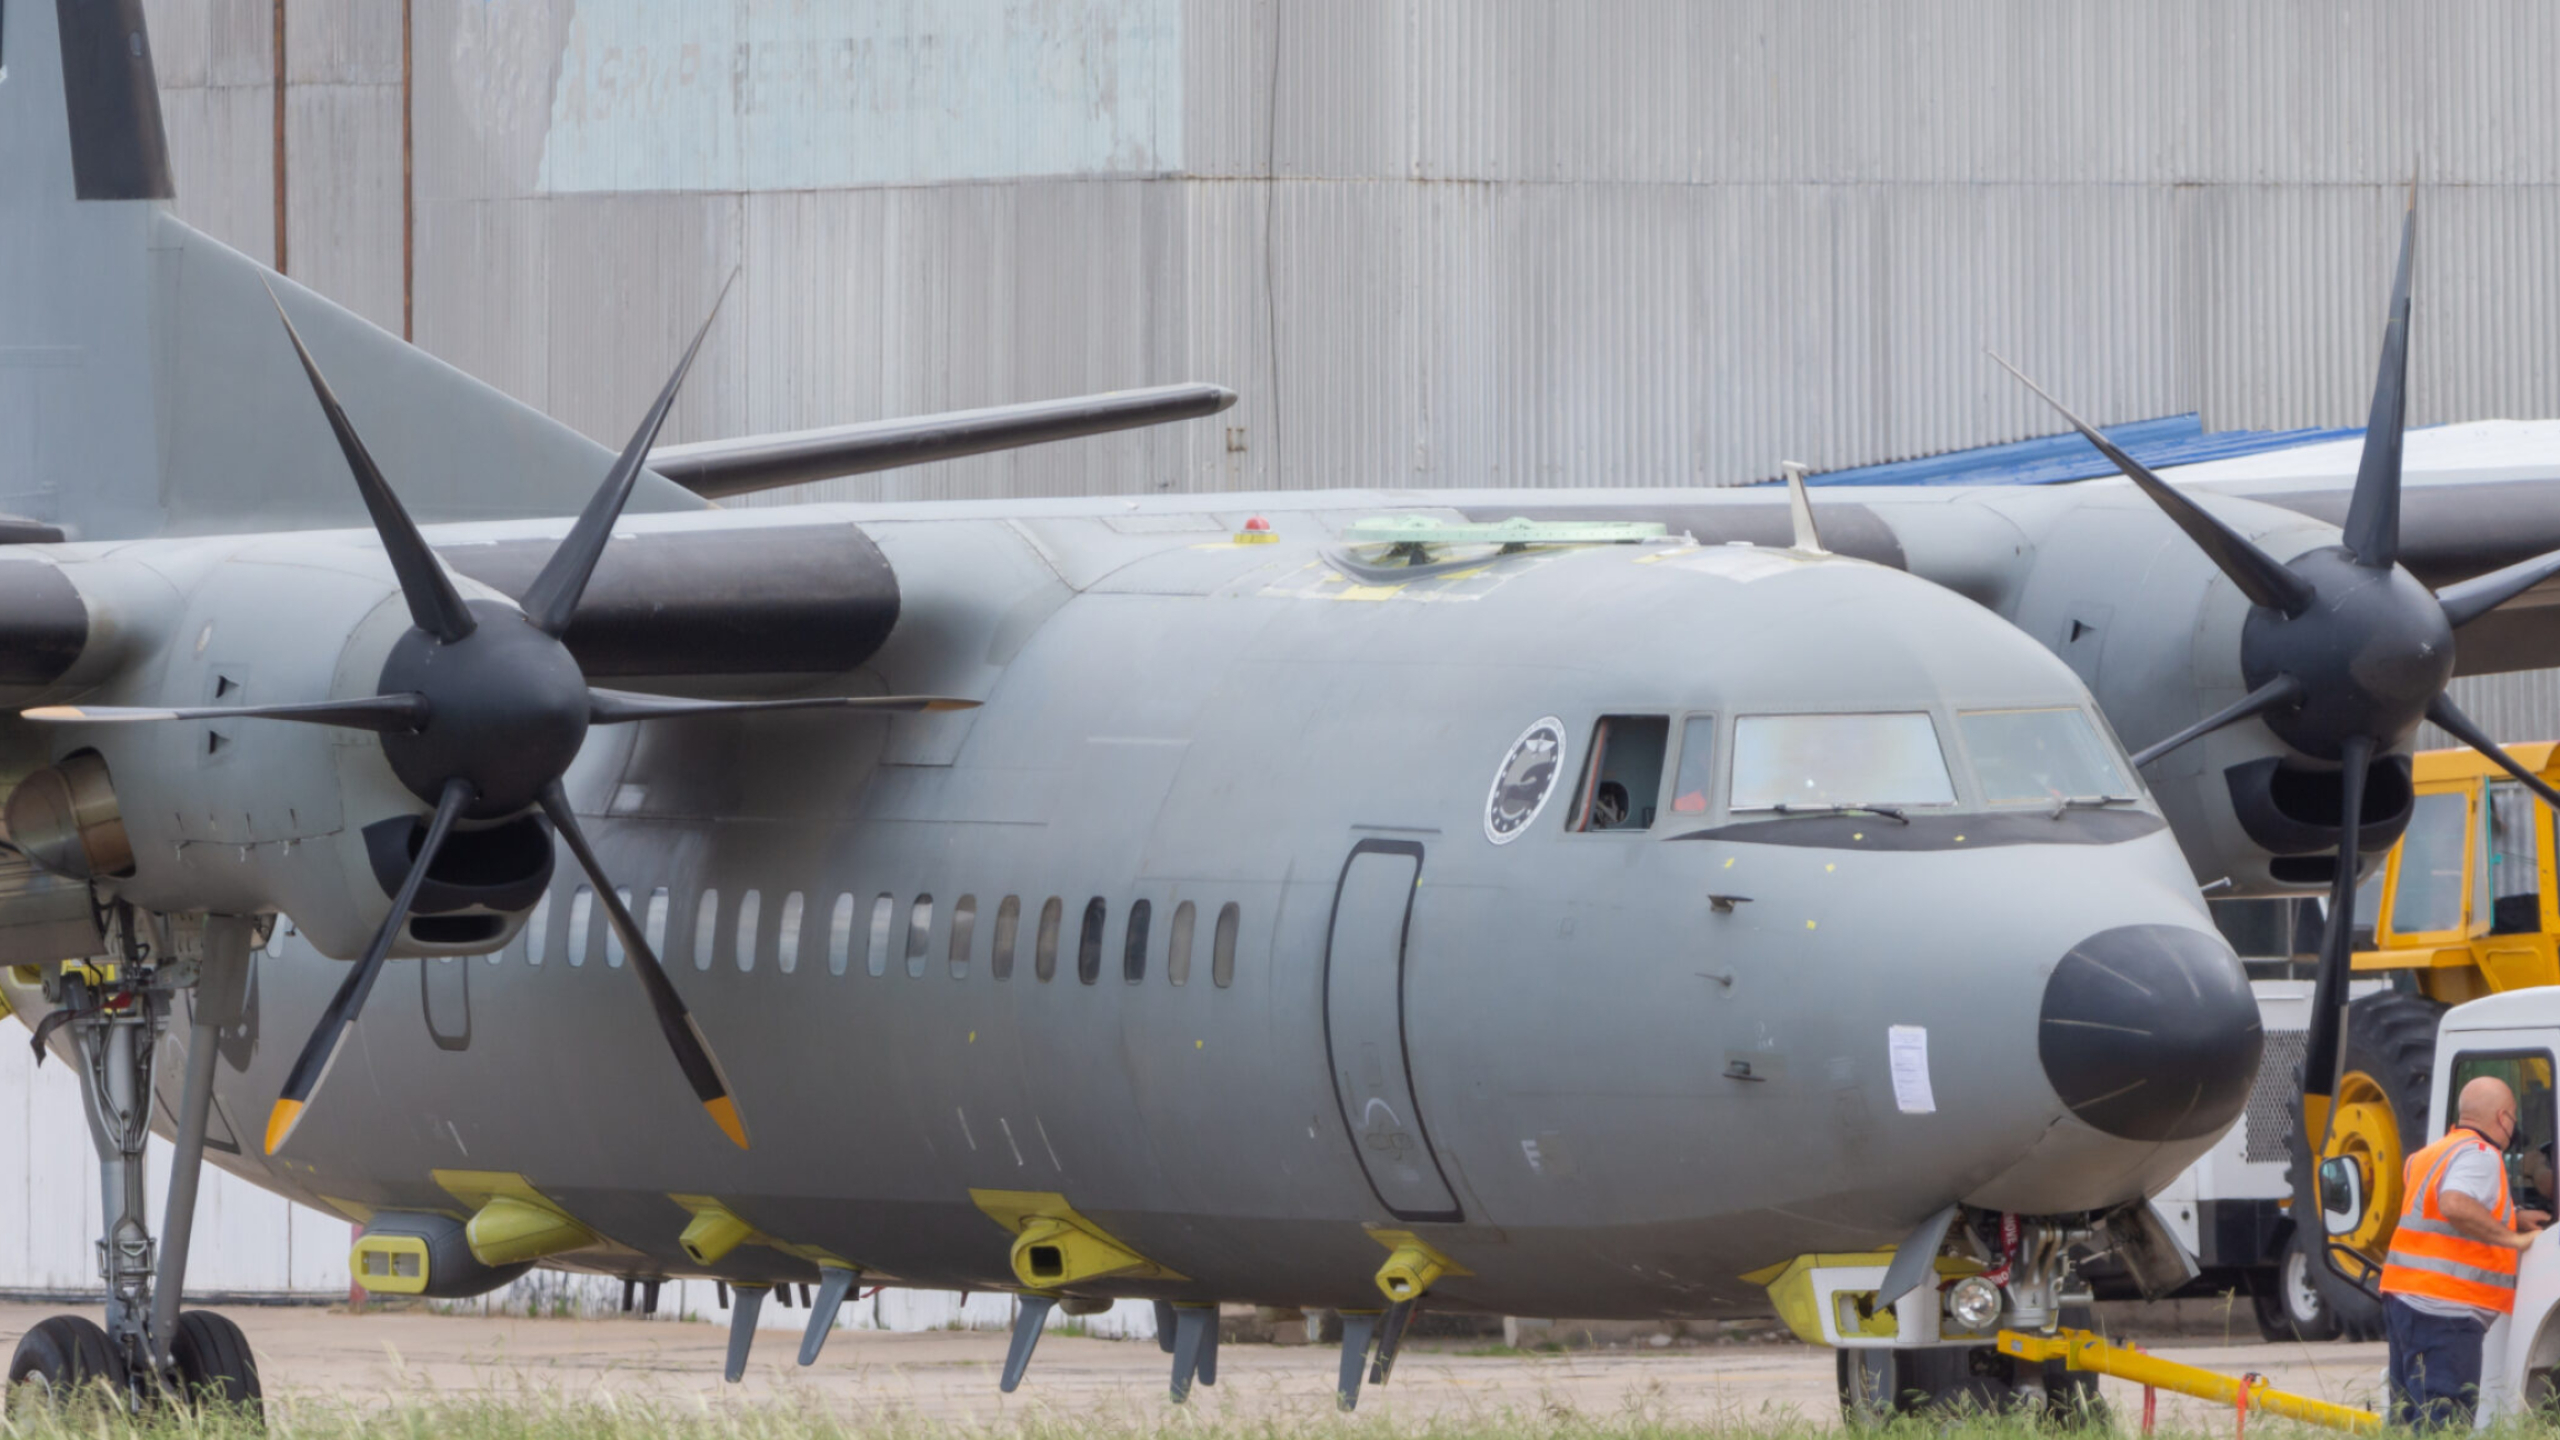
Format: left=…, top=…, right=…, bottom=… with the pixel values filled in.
left=1959, top=707, right=2132, bottom=806
left=1729, top=712, right=1957, bottom=812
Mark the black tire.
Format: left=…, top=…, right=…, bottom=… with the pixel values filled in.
left=2286, top=990, right=2444, bottom=1342
left=6, top=1314, right=126, bottom=1414
left=2252, top=1232, right=2345, bottom=1342
left=167, top=1310, right=262, bottom=1418
left=2040, top=1306, right=2107, bottom=1427
left=1836, top=1327, right=2101, bottom=1426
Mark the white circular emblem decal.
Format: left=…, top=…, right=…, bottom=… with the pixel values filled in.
left=1484, top=716, right=1568, bottom=845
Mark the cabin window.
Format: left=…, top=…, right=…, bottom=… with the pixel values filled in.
left=1035, top=898, right=1062, bottom=981
left=866, top=894, right=894, bottom=976
left=1668, top=714, right=1717, bottom=817
left=2391, top=791, right=2469, bottom=938
left=991, top=897, right=1020, bottom=980
left=643, top=887, right=669, bottom=961
left=1124, top=899, right=1152, bottom=983
left=693, top=890, right=718, bottom=971
left=1212, top=903, right=1240, bottom=987
left=906, top=895, right=934, bottom=977
left=1167, top=901, right=1196, bottom=986
left=2488, top=781, right=2545, bottom=936
left=827, top=894, right=855, bottom=975
left=734, top=890, right=762, bottom=972
left=1959, top=707, right=2130, bottom=806
left=567, top=887, right=593, bottom=967
left=1568, top=715, right=1667, bottom=831
left=776, top=892, right=805, bottom=973
left=1730, top=712, right=1956, bottom=813
left=950, top=895, right=977, bottom=978
left=524, top=893, right=550, bottom=966
left=2449, top=1049, right=2559, bottom=1215
left=603, top=887, right=632, bottom=967
left=1077, top=899, right=1106, bottom=984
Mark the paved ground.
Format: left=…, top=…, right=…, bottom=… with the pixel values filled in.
left=0, top=1301, right=2395, bottom=1429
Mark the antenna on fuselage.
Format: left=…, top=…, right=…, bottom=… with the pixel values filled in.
left=1780, top=461, right=1826, bottom=555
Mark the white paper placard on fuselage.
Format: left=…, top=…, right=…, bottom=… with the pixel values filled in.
left=1888, top=1025, right=1935, bottom=1114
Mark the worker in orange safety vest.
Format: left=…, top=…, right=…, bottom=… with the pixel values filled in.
left=2379, top=1075, right=2552, bottom=1427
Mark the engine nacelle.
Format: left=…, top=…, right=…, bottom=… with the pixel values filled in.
left=2002, top=488, right=2414, bottom=896
left=8, top=539, right=547, bottom=957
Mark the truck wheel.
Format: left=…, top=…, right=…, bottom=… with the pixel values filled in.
left=2286, top=990, right=2445, bottom=1341
left=2252, top=1233, right=2344, bottom=1341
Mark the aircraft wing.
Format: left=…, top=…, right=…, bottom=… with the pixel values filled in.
left=647, top=385, right=1237, bottom=499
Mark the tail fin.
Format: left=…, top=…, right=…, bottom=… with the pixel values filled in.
left=0, top=1, right=703, bottom=541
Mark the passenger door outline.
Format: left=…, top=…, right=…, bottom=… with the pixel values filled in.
left=1321, top=838, right=1462, bottom=1223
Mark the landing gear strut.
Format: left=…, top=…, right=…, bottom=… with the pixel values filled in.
left=5, top=911, right=263, bottom=1417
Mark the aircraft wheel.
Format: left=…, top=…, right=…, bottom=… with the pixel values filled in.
left=2287, top=991, right=2443, bottom=1341
left=1836, top=1309, right=2106, bottom=1426
left=5, top=1314, right=126, bottom=1414
left=166, top=1310, right=262, bottom=1417
left=1835, top=1344, right=2057, bottom=1423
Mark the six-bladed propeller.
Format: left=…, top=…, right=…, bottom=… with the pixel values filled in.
left=1999, top=184, right=2560, bottom=1298
left=27, top=280, right=975, bottom=1157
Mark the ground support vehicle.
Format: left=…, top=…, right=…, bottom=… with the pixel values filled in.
left=2142, top=745, right=2560, bottom=1340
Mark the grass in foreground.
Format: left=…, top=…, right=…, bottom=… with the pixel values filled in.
left=0, top=1390, right=2527, bottom=1440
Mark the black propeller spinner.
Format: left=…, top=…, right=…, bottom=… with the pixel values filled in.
left=1998, top=185, right=2560, bottom=1299
left=29, top=277, right=976, bottom=1158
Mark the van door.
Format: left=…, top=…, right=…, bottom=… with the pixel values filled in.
left=1322, top=840, right=1461, bottom=1221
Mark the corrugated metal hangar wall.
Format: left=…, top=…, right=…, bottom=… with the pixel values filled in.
left=140, top=0, right=2560, bottom=499
left=10, top=0, right=2560, bottom=1309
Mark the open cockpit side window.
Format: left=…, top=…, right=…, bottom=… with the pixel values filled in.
left=1568, top=715, right=1668, bottom=832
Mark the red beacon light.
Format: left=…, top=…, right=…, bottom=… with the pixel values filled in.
left=1235, top=515, right=1276, bottom=545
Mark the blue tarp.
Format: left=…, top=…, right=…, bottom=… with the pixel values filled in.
left=1800, top=413, right=2361, bottom=487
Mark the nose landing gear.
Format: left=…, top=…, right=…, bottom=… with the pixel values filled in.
left=3, top=911, right=264, bottom=1419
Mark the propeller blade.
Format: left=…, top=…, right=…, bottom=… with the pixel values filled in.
left=2434, top=545, right=2560, bottom=630
left=2299, top=733, right=2386, bottom=1303
left=1988, top=353, right=2314, bottom=616
left=2341, top=183, right=2418, bottom=570
left=520, top=275, right=736, bottom=639
left=265, top=776, right=474, bottom=1154
left=262, top=282, right=477, bottom=645
left=24, top=694, right=430, bottom=733
left=2128, top=675, right=2305, bottom=769
left=585, top=688, right=979, bottom=725
left=2299, top=735, right=2374, bottom=1197
left=2426, top=694, right=2560, bottom=812
left=536, top=781, right=749, bottom=1149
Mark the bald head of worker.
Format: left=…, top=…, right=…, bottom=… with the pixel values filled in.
left=2460, top=1075, right=2520, bottom=1147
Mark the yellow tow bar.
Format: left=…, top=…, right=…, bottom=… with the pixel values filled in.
left=1997, top=1329, right=2380, bottom=1434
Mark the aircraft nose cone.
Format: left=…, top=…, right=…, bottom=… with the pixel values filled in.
left=2039, top=925, right=2262, bottom=1143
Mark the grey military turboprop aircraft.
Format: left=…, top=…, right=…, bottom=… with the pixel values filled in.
left=8, top=0, right=2560, bottom=1422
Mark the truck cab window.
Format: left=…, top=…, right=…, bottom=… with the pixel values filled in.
left=2389, top=791, right=2468, bottom=938
left=2450, top=1050, right=2558, bottom=1216
left=2487, top=780, right=2544, bottom=935
left=1569, top=715, right=1667, bottom=831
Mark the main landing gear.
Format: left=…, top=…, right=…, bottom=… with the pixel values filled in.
left=4, top=911, right=264, bottom=1419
